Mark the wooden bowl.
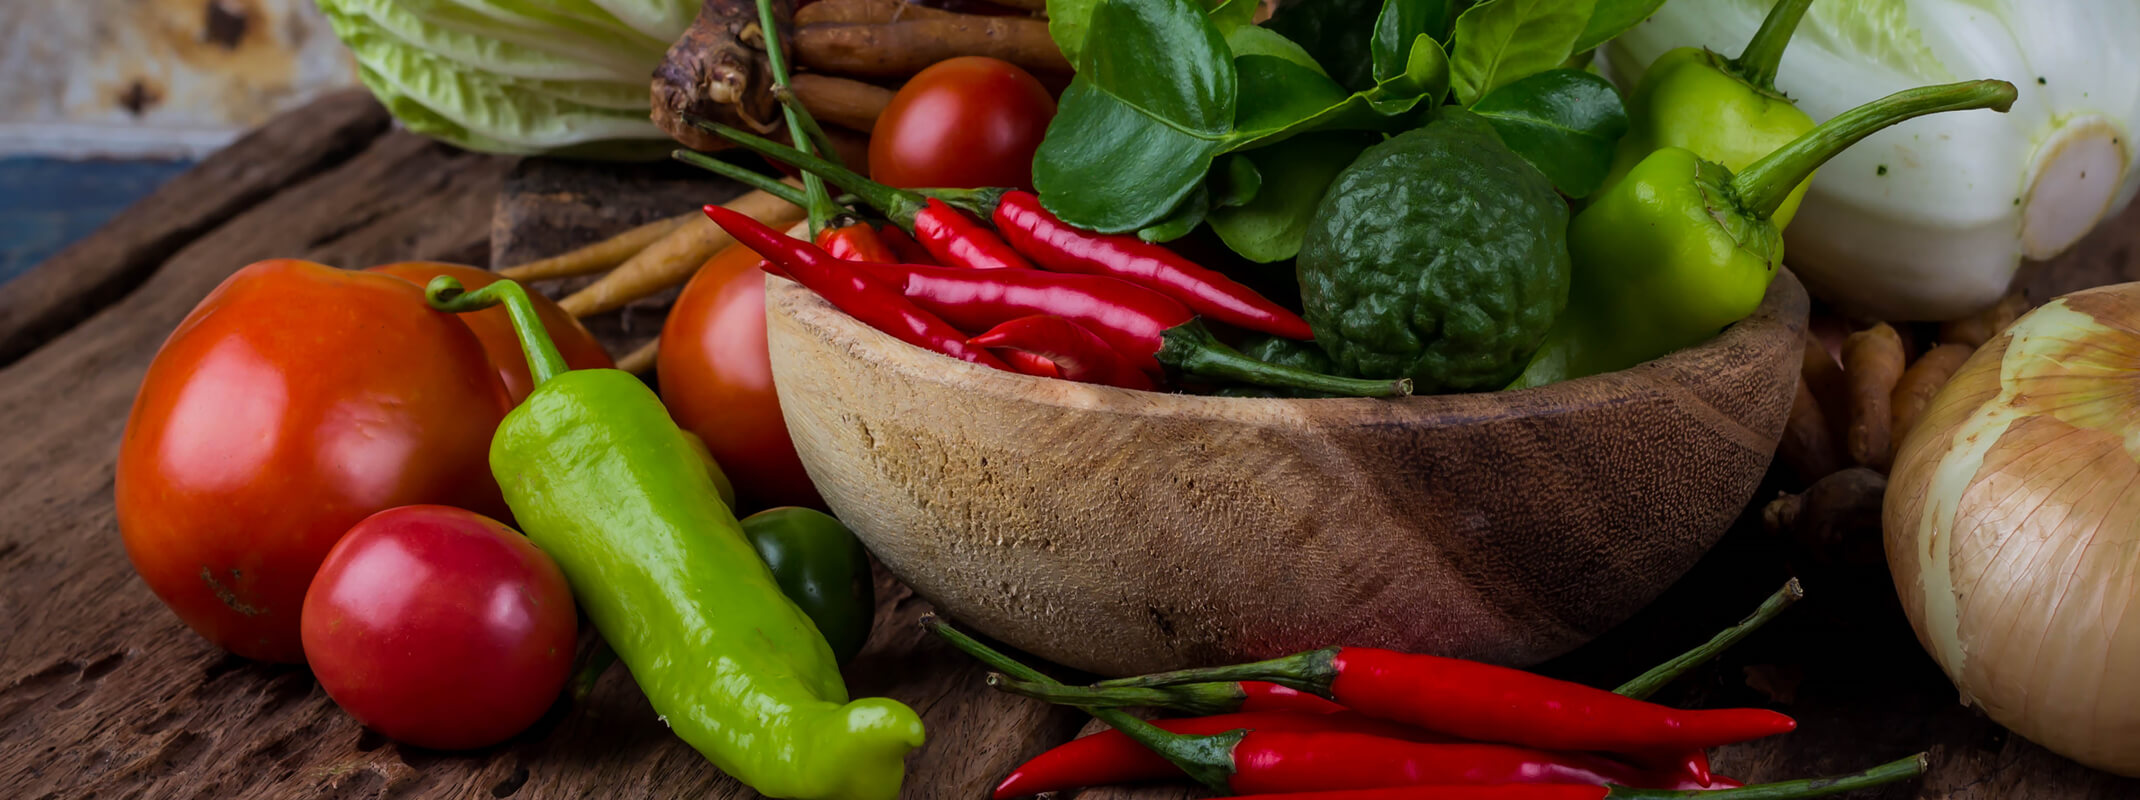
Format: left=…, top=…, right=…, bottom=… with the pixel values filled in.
left=767, top=271, right=1809, bottom=676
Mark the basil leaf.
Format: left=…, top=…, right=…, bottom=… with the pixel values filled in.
left=1572, top=0, right=1664, bottom=53
left=1208, top=131, right=1377, bottom=262
left=1211, top=154, right=1263, bottom=209
left=1082, top=0, right=1237, bottom=134
left=1372, top=0, right=1455, bottom=82
left=1263, top=0, right=1383, bottom=92
left=1048, top=0, right=1101, bottom=66
left=1471, top=69, right=1628, bottom=197
left=1035, top=78, right=1228, bottom=231
left=1449, top=0, right=1596, bottom=105
left=1139, top=184, right=1211, bottom=242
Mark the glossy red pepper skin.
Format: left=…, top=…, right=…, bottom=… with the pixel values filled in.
left=1241, top=681, right=1346, bottom=714
left=849, top=261, right=1188, bottom=374
left=1325, top=648, right=1797, bottom=755
left=877, top=225, right=936, bottom=265
left=993, top=191, right=1313, bottom=340
left=970, top=316, right=1155, bottom=391
left=993, top=711, right=1443, bottom=799
left=914, top=198, right=1037, bottom=270
left=816, top=221, right=900, bottom=264
left=1227, top=732, right=1705, bottom=794
left=1227, top=788, right=1612, bottom=800
left=706, top=205, right=1012, bottom=371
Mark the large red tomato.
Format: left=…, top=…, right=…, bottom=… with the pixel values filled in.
left=658, top=243, right=821, bottom=510
left=302, top=505, right=575, bottom=750
left=367, top=262, right=614, bottom=403
left=870, top=56, right=1056, bottom=191
left=116, top=260, right=512, bottom=663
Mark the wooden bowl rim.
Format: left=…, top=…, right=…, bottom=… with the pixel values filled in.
left=767, top=270, right=1807, bottom=425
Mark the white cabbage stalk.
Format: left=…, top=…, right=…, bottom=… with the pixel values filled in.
left=1608, top=0, right=2140, bottom=321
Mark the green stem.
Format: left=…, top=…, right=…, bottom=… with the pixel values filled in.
left=922, top=616, right=1241, bottom=791
left=425, top=276, right=567, bottom=387
left=672, top=151, right=809, bottom=207
left=1724, top=0, right=1815, bottom=93
left=1731, top=79, right=2016, bottom=218
left=753, top=0, right=838, bottom=234
left=1616, top=578, right=1804, bottom=700
left=1161, top=324, right=1412, bottom=398
left=1612, top=753, right=1928, bottom=799
left=1092, top=646, right=1339, bottom=691
left=693, top=118, right=927, bottom=228
left=772, top=85, right=845, bottom=170
left=990, top=676, right=1244, bottom=716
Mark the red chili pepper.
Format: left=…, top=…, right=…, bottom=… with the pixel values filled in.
left=1094, top=647, right=1798, bottom=757
left=704, top=205, right=1011, bottom=372
left=877, top=225, right=936, bottom=265
left=1226, top=788, right=1612, bottom=800
left=992, top=191, right=1313, bottom=340
left=994, top=710, right=1446, bottom=799
left=815, top=220, right=899, bottom=264
left=847, top=261, right=1407, bottom=397
left=700, top=123, right=1312, bottom=340
left=1242, top=680, right=1347, bottom=714
left=970, top=316, right=1155, bottom=391
left=915, top=198, right=1037, bottom=270
left=1227, top=732, right=1701, bottom=795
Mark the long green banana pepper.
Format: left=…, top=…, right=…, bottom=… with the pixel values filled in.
left=1513, top=79, right=2018, bottom=389
left=1602, top=0, right=1818, bottom=229
left=425, top=277, right=924, bottom=800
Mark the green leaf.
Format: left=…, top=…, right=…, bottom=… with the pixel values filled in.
left=1449, top=0, right=1596, bottom=105
left=1139, top=184, right=1211, bottom=242
left=1571, top=0, right=1665, bottom=52
left=1229, top=35, right=1445, bottom=149
left=1208, top=0, right=1257, bottom=33
left=1233, top=54, right=1354, bottom=135
left=1047, top=0, right=1101, bottom=65
left=1035, top=79, right=1228, bottom=232
left=1263, top=0, right=1384, bottom=92
left=1081, top=0, right=1237, bottom=134
left=1470, top=69, right=1628, bottom=197
left=1372, top=0, right=1454, bottom=82
left=1210, top=154, right=1263, bottom=208
left=1208, top=132, right=1377, bottom=262
left=1226, top=25, right=1329, bottom=76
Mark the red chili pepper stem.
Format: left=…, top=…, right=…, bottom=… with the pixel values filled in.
left=990, top=676, right=1254, bottom=716
left=423, top=276, right=568, bottom=387
left=696, top=120, right=940, bottom=229
left=1222, top=755, right=1925, bottom=800
left=750, top=0, right=839, bottom=235
left=672, top=150, right=809, bottom=208
left=923, top=616, right=1244, bottom=793
left=1163, top=325, right=1409, bottom=397
left=1616, top=578, right=1803, bottom=700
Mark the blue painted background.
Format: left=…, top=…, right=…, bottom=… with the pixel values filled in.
left=0, top=157, right=195, bottom=285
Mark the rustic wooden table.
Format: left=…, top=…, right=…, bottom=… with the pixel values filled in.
left=4, top=92, right=2137, bottom=799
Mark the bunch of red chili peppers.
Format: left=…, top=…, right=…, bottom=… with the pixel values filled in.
left=924, top=581, right=1932, bottom=799
left=692, top=123, right=1411, bottom=399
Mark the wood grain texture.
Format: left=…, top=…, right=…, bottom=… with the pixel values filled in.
left=766, top=269, right=1808, bottom=676
left=0, top=89, right=388, bottom=367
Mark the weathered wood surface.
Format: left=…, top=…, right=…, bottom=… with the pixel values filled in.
left=3, top=91, right=2139, bottom=799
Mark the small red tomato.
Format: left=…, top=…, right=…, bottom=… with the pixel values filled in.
left=117, top=259, right=511, bottom=663
left=659, top=243, right=822, bottom=510
left=870, top=56, right=1056, bottom=191
left=302, top=505, right=576, bottom=750
left=367, top=262, right=614, bottom=403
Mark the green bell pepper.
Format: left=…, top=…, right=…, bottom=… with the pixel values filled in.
left=1601, top=0, right=1818, bottom=230
left=742, top=507, right=877, bottom=665
left=1513, top=80, right=2019, bottom=388
left=426, top=277, right=923, bottom=800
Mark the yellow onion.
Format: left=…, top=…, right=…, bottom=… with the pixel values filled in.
left=1886, top=282, right=2140, bottom=776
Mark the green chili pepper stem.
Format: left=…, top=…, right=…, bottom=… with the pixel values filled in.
left=988, top=675, right=1241, bottom=715
left=1610, top=753, right=1928, bottom=800
left=694, top=118, right=928, bottom=230
left=1724, top=0, right=1815, bottom=93
left=922, top=616, right=1241, bottom=791
left=1730, top=79, right=2017, bottom=218
left=1616, top=578, right=1804, bottom=700
left=1160, top=324, right=1413, bottom=398
left=752, top=0, right=838, bottom=235
left=1092, top=646, right=1340, bottom=692
left=569, top=641, right=619, bottom=704
left=424, top=276, right=568, bottom=387
left=772, top=85, right=847, bottom=172
left=671, top=151, right=810, bottom=207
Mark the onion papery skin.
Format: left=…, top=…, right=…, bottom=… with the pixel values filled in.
left=1886, top=282, right=2140, bottom=777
